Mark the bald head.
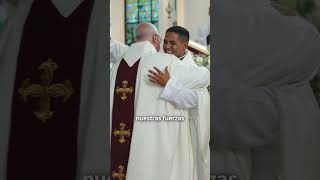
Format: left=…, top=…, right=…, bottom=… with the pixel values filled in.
left=135, top=22, right=161, bottom=51
left=135, top=22, right=158, bottom=41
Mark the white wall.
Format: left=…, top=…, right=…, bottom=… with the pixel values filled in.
left=158, top=0, right=179, bottom=46
left=158, top=0, right=169, bottom=43
left=111, top=0, right=125, bottom=43
left=161, top=0, right=210, bottom=42
left=182, top=0, right=210, bottom=41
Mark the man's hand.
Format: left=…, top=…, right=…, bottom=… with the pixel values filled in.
left=148, top=66, right=170, bottom=87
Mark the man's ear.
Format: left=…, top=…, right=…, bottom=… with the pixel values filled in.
left=152, top=34, right=158, bottom=44
left=184, top=41, right=189, bottom=49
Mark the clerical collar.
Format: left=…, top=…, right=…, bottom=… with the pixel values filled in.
left=51, top=0, right=85, bottom=18
left=123, top=41, right=156, bottom=67
left=179, top=50, right=188, bottom=60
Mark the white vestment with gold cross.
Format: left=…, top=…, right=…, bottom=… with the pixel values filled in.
left=110, top=41, right=210, bottom=180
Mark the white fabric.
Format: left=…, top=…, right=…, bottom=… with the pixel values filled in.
left=160, top=50, right=198, bottom=109
left=0, top=1, right=109, bottom=179
left=182, top=50, right=210, bottom=180
left=181, top=50, right=195, bottom=65
left=160, top=50, right=201, bottom=109
left=110, top=41, right=210, bottom=180
left=160, top=49, right=210, bottom=180
left=213, top=0, right=320, bottom=180
left=110, top=39, right=128, bottom=67
left=178, top=49, right=189, bottom=61
left=122, top=41, right=156, bottom=67
left=160, top=78, right=198, bottom=109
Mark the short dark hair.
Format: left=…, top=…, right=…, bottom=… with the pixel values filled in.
left=166, top=26, right=190, bottom=42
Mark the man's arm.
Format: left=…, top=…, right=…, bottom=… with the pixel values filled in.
left=170, top=59, right=210, bottom=89
left=110, top=39, right=128, bottom=64
left=148, top=65, right=205, bottom=109
left=160, top=77, right=198, bottom=109
left=147, top=54, right=209, bottom=108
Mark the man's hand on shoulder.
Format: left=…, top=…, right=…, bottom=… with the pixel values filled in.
left=148, top=66, right=170, bottom=86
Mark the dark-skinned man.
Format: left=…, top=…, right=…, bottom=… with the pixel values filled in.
left=148, top=26, right=210, bottom=180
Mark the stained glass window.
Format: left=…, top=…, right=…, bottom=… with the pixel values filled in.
left=125, top=0, right=159, bottom=45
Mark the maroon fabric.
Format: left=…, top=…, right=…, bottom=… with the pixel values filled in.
left=111, top=59, right=140, bottom=179
left=7, top=0, right=94, bottom=180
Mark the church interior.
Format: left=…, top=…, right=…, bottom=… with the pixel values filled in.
left=110, top=0, right=210, bottom=68
left=0, top=0, right=320, bottom=179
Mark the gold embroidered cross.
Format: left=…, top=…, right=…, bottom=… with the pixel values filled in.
left=113, top=122, right=131, bottom=144
left=112, top=165, right=126, bottom=180
left=18, top=58, right=74, bottom=123
left=116, top=80, right=133, bottom=101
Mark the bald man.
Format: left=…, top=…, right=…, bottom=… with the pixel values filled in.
left=110, top=22, right=210, bottom=180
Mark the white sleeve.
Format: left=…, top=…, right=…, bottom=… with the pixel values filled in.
left=110, top=39, right=117, bottom=64
left=160, top=77, right=198, bottom=109
left=170, top=59, right=210, bottom=89
left=110, top=39, right=128, bottom=64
